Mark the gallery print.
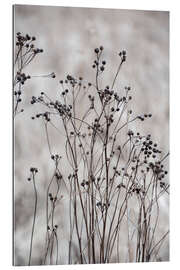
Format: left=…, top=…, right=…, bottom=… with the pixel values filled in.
left=13, top=5, right=169, bottom=266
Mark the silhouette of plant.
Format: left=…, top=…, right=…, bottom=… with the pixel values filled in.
left=14, top=34, right=169, bottom=265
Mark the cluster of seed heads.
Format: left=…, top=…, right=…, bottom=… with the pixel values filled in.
left=141, top=134, right=162, bottom=160
left=15, top=72, right=31, bottom=85
left=27, top=167, right=38, bottom=181
left=47, top=225, right=58, bottom=231
left=96, top=201, right=110, bottom=213
left=92, top=46, right=106, bottom=72
left=138, top=113, right=152, bottom=121
left=48, top=193, right=58, bottom=203
left=14, top=32, right=45, bottom=116
left=30, top=167, right=38, bottom=173
left=128, top=183, right=144, bottom=195
left=119, top=50, right=127, bottom=62
left=16, top=32, right=43, bottom=53
left=51, top=154, right=62, bottom=167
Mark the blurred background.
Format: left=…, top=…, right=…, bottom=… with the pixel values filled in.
left=14, top=5, right=169, bottom=265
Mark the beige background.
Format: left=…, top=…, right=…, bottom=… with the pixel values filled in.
left=14, top=5, right=169, bottom=265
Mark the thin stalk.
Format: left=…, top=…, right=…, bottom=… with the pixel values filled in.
left=28, top=173, right=38, bottom=266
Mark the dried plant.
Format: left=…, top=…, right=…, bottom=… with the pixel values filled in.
left=14, top=33, right=169, bottom=265
left=13, top=32, right=55, bottom=117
